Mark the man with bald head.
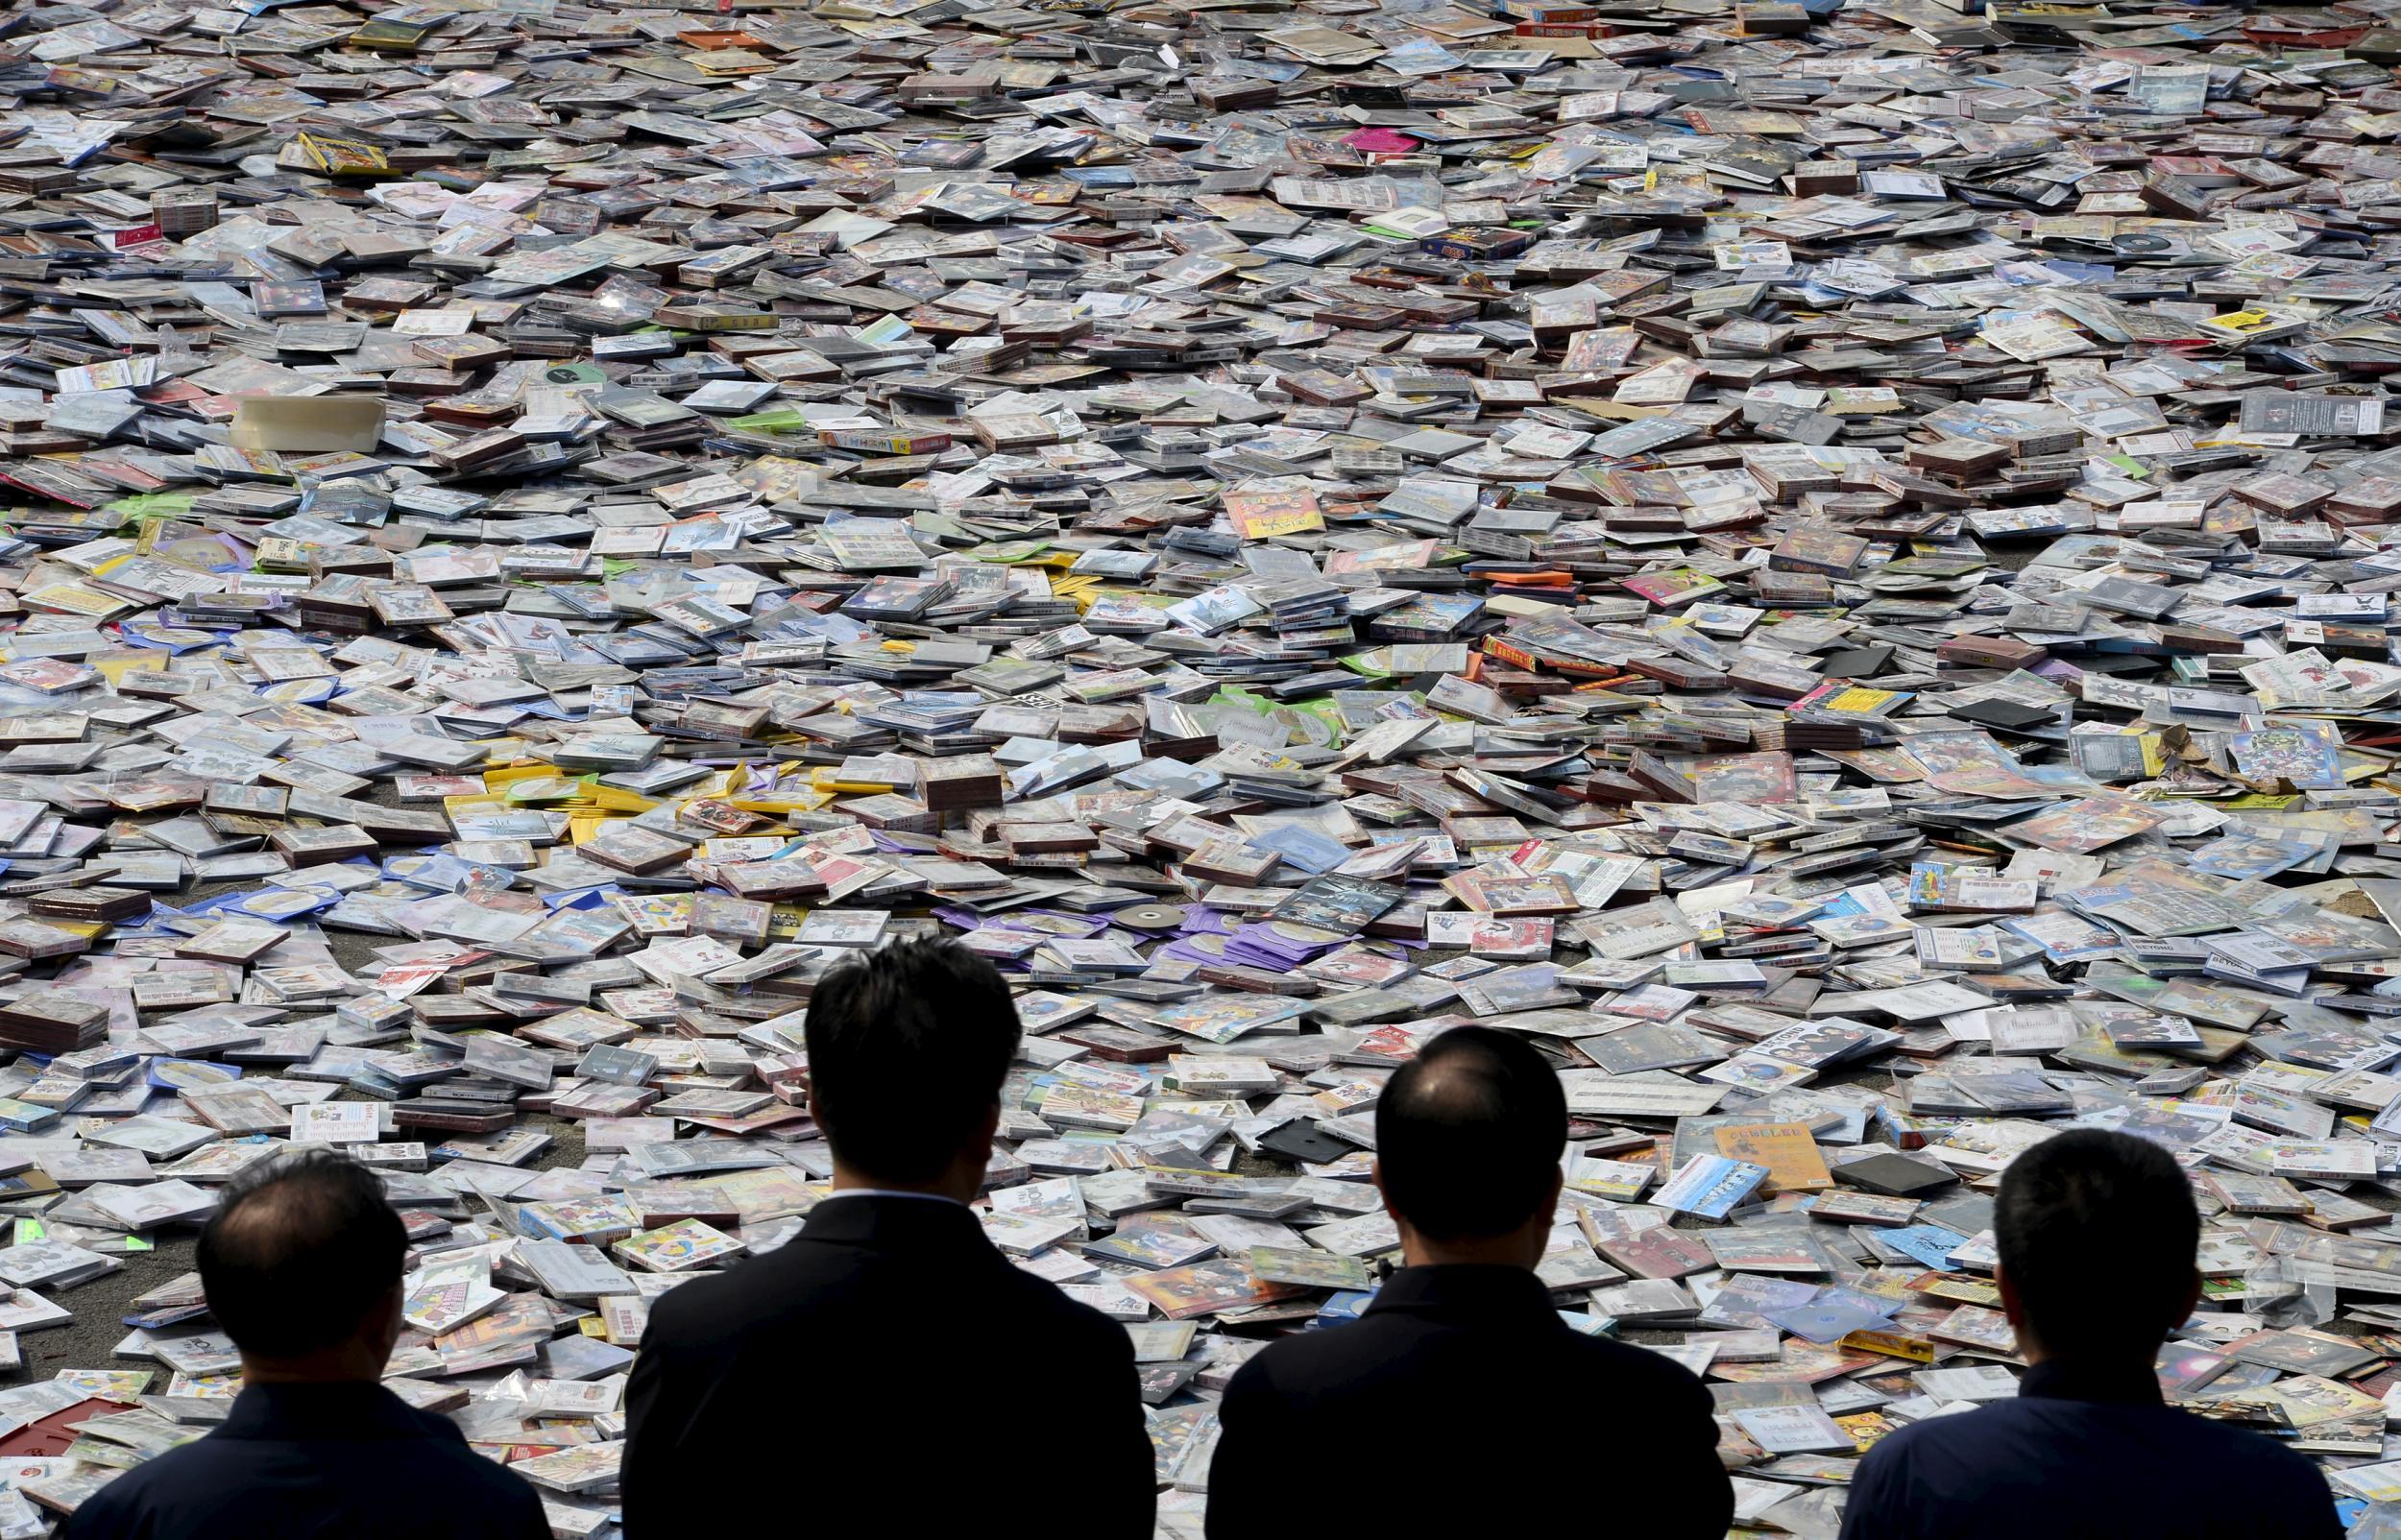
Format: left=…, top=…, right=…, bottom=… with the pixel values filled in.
left=1205, top=1025, right=1732, bottom=1537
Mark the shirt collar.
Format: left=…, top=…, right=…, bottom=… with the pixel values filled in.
left=801, top=1191, right=990, bottom=1254
left=219, top=1382, right=427, bottom=1440
left=2019, top=1358, right=2166, bottom=1408
left=1366, top=1263, right=1562, bottom=1321
left=824, top=1188, right=967, bottom=1207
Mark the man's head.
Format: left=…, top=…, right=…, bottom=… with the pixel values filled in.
left=805, top=938, right=1021, bottom=1191
left=1374, top=1026, right=1565, bottom=1262
left=1996, top=1128, right=2200, bottom=1362
left=199, top=1148, right=407, bottom=1380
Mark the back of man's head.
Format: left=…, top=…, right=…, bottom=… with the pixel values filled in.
left=804, top=938, right=1020, bottom=1185
left=1996, top=1128, right=2198, bottom=1360
left=1376, top=1026, right=1564, bottom=1240
left=199, top=1148, right=405, bottom=1360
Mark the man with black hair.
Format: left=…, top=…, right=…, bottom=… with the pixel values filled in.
left=66, top=1148, right=546, bottom=1540
left=1205, top=1025, right=1732, bottom=1537
left=1837, top=1127, right=2341, bottom=1540
left=623, top=938, right=1153, bottom=1536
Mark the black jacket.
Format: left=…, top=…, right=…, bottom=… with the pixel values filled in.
left=623, top=1192, right=1155, bottom=1537
left=63, top=1381, right=546, bottom=1540
left=1837, top=1358, right=2343, bottom=1540
left=1207, top=1263, right=1732, bottom=1538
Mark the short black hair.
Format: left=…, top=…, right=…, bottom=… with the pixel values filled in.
left=199, top=1148, right=405, bottom=1359
left=805, top=938, right=1020, bottom=1185
left=1997, top=1128, right=2198, bottom=1360
left=1376, top=1026, right=1565, bottom=1240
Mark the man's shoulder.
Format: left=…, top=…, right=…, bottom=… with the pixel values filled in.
left=399, top=1420, right=534, bottom=1491
left=1863, top=1396, right=2060, bottom=1463
left=1856, top=1404, right=1974, bottom=1467
left=1232, top=1312, right=1384, bottom=1384
left=64, top=1409, right=536, bottom=1538
left=64, top=1423, right=507, bottom=1513
left=987, top=1258, right=1131, bottom=1358
left=645, top=1236, right=1123, bottom=1354
left=644, top=1239, right=842, bottom=1336
left=1860, top=1393, right=2335, bottom=1527
left=88, top=1420, right=277, bottom=1495
left=67, top=1434, right=214, bottom=1528
left=328, top=1411, right=541, bottom=1525
left=1237, top=1311, right=1698, bottom=1390
left=2153, top=1405, right=2330, bottom=1486
left=1870, top=1391, right=2318, bottom=1468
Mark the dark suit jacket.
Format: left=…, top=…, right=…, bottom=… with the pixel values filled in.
left=623, top=1192, right=1154, bottom=1537
left=1207, top=1263, right=1732, bottom=1538
left=1837, top=1359, right=2343, bottom=1540
left=63, top=1381, right=546, bottom=1540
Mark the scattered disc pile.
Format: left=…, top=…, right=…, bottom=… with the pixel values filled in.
left=9, top=0, right=2401, bottom=1530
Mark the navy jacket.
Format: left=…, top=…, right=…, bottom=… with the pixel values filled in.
left=63, top=1381, right=546, bottom=1540
left=1838, top=1359, right=2344, bottom=1540
left=623, top=1192, right=1154, bottom=1537
left=1208, top=1263, right=1733, bottom=1539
